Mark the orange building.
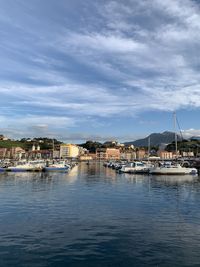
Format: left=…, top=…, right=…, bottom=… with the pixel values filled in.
left=96, top=148, right=120, bottom=160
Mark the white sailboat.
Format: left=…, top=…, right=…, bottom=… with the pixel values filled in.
left=149, top=113, right=198, bottom=175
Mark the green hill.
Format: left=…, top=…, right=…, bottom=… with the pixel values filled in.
left=0, top=140, right=26, bottom=149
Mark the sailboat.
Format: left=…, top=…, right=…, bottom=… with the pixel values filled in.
left=149, top=113, right=198, bottom=175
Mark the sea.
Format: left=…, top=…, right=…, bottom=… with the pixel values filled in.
left=0, top=162, right=200, bottom=267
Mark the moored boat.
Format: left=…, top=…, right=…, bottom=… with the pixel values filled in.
left=150, top=113, right=198, bottom=176
left=43, top=161, right=70, bottom=172
left=7, top=160, right=45, bottom=172
left=149, top=162, right=197, bottom=175
left=119, top=161, right=152, bottom=174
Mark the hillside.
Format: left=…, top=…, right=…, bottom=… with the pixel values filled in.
left=0, top=140, right=26, bottom=149
left=126, top=131, right=181, bottom=147
left=0, top=137, right=63, bottom=150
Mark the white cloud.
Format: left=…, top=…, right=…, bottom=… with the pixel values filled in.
left=182, top=129, right=200, bottom=138
left=1, top=0, right=200, bottom=140
left=65, top=33, right=146, bottom=53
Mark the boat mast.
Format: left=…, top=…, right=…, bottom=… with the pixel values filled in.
left=174, top=112, right=178, bottom=159
left=52, top=138, right=55, bottom=159
left=148, top=136, right=150, bottom=162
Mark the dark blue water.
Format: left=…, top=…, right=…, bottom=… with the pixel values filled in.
left=0, top=163, right=200, bottom=267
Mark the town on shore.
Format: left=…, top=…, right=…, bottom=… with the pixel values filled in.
left=0, top=134, right=199, bottom=162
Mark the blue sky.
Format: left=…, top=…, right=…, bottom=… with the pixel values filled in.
left=1, top=0, right=200, bottom=142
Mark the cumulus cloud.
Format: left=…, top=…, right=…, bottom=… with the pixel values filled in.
left=1, top=0, right=200, bottom=139
left=182, top=129, right=200, bottom=138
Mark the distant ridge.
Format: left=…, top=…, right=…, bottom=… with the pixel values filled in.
left=125, top=131, right=181, bottom=147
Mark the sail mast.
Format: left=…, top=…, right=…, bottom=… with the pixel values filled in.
left=174, top=112, right=178, bottom=159
left=148, top=136, right=150, bottom=162
left=52, top=138, right=55, bottom=159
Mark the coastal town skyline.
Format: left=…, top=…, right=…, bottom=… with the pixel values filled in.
left=1, top=0, right=200, bottom=142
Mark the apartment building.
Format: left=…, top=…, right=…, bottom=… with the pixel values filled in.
left=60, top=144, right=79, bottom=158
left=96, top=148, right=120, bottom=160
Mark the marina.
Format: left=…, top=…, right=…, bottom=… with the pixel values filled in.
left=1, top=0, right=200, bottom=266
left=0, top=162, right=200, bottom=267
left=104, top=160, right=199, bottom=175
left=0, top=160, right=76, bottom=172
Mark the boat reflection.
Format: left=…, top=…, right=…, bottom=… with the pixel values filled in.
left=151, top=174, right=199, bottom=185
left=121, top=173, right=149, bottom=184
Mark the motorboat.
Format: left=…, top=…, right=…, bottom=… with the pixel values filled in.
left=43, top=161, right=70, bottom=172
left=149, top=161, right=197, bottom=175
left=150, top=113, right=198, bottom=175
left=7, top=160, right=46, bottom=172
left=119, top=161, right=152, bottom=173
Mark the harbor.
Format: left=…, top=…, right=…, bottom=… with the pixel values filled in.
left=1, top=0, right=200, bottom=266
left=0, top=162, right=200, bottom=267
left=0, top=159, right=77, bottom=172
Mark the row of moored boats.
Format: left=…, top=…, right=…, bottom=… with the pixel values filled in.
left=0, top=160, right=76, bottom=172
left=104, top=161, right=198, bottom=175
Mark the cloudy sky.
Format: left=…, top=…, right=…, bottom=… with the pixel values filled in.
left=1, top=0, right=200, bottom=142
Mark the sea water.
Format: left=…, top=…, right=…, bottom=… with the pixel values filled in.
left=0, top=162, right=200, bottom=267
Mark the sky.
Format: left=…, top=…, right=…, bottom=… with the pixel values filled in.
left=1, top=0, right=200, bottom=142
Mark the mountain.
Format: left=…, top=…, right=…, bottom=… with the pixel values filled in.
left=190, top=136, right=200, bottom=141
left=125, top=131, right=181, bottom=147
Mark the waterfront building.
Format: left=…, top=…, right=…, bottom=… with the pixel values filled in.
left=120, top=151, right=137, bottom=161
left=0, top=148, right=8, bottom=159
left=182, top=151, right=194, bottom=157
left=136, top=149, right=146, bottom=160
left=157, top=151, right=173, bottom=160
left=28, top=149, right=52, bottom=160
left=96, top=148, right=107, bottom=160
left=106, top=148, right=120, bottom=160
left=10, top=147, right=26, bottom=160
left=53, top=150, right=60, bottom=159
left=60, top=144, right=79, bottom=159
left=96, top=148, right=120, bottom=160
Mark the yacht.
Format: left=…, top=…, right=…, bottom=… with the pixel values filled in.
left=149, top=112, right=198, bottom=175
left=43, top=161, right=70, bottom=172
left=119, top=161, right=152, bottom=174
left=7, top=160, right=45, bottom=172
left=149, top=162, right=197, bottom=175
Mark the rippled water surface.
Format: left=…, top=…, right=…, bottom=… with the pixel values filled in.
left=0, top=162, right=200, bottom=267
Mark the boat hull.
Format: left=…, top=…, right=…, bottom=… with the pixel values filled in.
left=120, top=168, right=149, bottom=174
left=43, top=167, right=69, bottom=172
left=6, top=167, right=43, bottom=172
left=150, top=167, right=197, bottom=175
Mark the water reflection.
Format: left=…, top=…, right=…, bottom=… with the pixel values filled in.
left=151, top=174, right=199, bottom=185
left=0, top=163, right=200, bottom=267
left=121, top=173, right=149, bottom=184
